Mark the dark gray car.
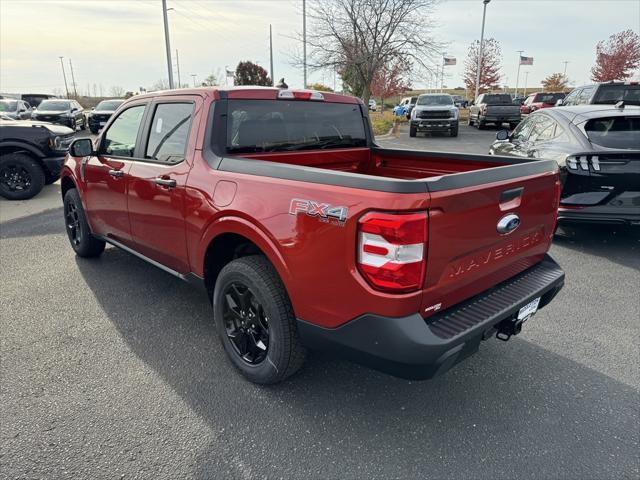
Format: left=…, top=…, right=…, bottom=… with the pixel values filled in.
left=489, top=105, right=640, bottom=225
left=468, top=93, right=521, bottom=129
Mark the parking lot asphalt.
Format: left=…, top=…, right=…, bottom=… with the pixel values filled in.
left=377, top=123, right=498, bottom=154
left=1, top=131, right=639, bottom=479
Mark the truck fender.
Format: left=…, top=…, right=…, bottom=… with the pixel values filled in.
left=196, top=214, right=293, bottom=289
left=0, top=140, right=45, bottom=158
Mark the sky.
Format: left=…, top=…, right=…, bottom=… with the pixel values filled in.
left=1, top=0, right=639, bottom=96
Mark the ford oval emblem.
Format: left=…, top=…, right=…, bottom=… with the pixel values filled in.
left=497, top=213, right=521, bottom=235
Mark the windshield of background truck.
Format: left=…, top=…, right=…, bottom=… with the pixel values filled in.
left=225, top=100, right=367, bottom=153
left=417, top=95, right=453, bottom=106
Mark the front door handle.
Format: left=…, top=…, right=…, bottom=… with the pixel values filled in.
left=154, top=177, right=177, bottom=188
left=108, top=169, right=124, bottom=178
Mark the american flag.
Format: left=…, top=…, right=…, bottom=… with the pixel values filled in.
left=443, top=57, right=456, bottom=66
left=520, top=56, right=534, bottom=66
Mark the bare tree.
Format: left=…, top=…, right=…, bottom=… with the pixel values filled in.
left=109, top=86, right=125, bottom=98
left=302, top=0, right=441, bottom=106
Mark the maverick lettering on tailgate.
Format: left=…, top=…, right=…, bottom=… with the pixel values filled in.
left=448, top=230, right=544, bottom=279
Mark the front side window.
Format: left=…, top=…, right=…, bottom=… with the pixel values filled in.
left=563, top=89, right=580, bottom=106
left=225, top=100, right=367, bottom=153
left=145, top=103, right=194, bottom=163
left=577, top=87, right=595, bottom=104
left=529, top=115, right=557, bottom=143
left=102, top=105, right=146, bottom=157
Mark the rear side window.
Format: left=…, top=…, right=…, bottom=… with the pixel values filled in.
left=593, top=85, right=640, bottom=106
left=145, top=103, right=194, bottom=163
left=225, top=100, right=367, bottom=153
left=533, top=93, right=565, bottom=104
left=584, top=116, right=640, bottom=149
left=103, top=105, right=146, bottom=157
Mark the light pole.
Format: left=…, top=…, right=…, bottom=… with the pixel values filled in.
left=161, top=0, right=174, bottom=89
left=68, top=58, right=78, bottom=98
left=191, top=74, right=197, bottom=87
left=58, top=56, right=70, bottom=98
left=523, top=71, right=529, bottom=95
left=563, top=60, right=569, bottom=76
left=474, top=0, right=491, bottom=101
left=302, top=0, right=307, bottom=88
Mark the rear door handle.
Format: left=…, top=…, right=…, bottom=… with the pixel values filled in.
left=154, top=177, right=177, bottom=188
left=108, top=169, right=124, bottom=178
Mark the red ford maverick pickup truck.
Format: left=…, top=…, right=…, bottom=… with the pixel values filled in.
left=62, top=87, right=564, bottom=384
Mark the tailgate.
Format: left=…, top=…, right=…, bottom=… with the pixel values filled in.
left=421, top=161, right=559, bottom=319
left=487, top=105, right=519, bottom=115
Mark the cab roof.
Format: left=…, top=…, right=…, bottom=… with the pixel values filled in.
left=131, top=86, right=362, bottom=104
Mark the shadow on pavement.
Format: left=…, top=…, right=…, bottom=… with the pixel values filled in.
left=0, top=207, right=64, bottom=240
left=554, top=223, right=640, bottom=272
left=75, top=248, right=639, bottom=480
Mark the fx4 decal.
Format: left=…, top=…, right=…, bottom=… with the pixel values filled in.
left=289, top=198, right=349, bottom=225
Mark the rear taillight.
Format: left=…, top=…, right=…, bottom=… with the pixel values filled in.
left=357, top=212, right=427, bottom=293
left=566, top=155, right=600, bottom=171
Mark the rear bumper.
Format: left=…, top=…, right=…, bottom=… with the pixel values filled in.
left=298, top=255, right=564, bottom=380
left=558, top=205, right=640, bottom=225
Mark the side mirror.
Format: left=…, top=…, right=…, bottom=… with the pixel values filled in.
left=71, top=107, right=78, bottom=112
left=69, top=138, right=94, bottom=157
left=555, top=99, right=564, bottom=106
left=496, top=130, right=510, bottom=141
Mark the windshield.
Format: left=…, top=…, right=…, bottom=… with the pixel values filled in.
left=593, top=85, right=640, bottom=106
left=533, top=93, right=565, bottom=104
left=584, top=116, right=640, bottom=149
left=483, top=94, right=513, bottom=105
left=38, top=100, right=70, bottom=111
left=95, top=100, right=124, bottom=111
left=0, top=101, right=17, bottom=112
left=224, top=100, right=367, bottom=153
left=417, top=95, right=453, bottom=106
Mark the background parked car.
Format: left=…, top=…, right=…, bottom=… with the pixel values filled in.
left=451, top=95, right=468, bottom=108
left=31, top=99, right=86, bottom=131
left=0, top=93, right=56, bottom=108
left=0, top=118, right=75, bottom=199
left=410, top=93, right=459, bottom=137
left=559, top=81, right=640, bottom=106
left=0, top=99, right=33, bottom=120
left=87, top=99, right=124, bottom=134
left=520, top=92, right=566, bottom=116
left=368, top=99, right=377, bottom=111
left=394, top=96, right=418, bottom=119
left=468, top=93, right=521, bottom=129
left=512, top=95, right=527, bottom=106
left=489, top=105, right=640, bottom=226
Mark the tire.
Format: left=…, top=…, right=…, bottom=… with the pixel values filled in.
left=0, top=153, right=45, bottom=200
left=477, top=120, right=485, bottom=130
left=90, top=127, right=99, bottom=135
left=80, top=117, right=86, bottom=130
left=450, top=123, right=459, bottom=137
left=509, top=123, right=519, bottom=130
left=213, top=255, right=306, bottom=384
left=63, top=188, right=106, bottom=258
left=409, top=126, right=417, bottom=137
left=69, top=119, right=76, bottom=131
left=467, top=116, right=473, bottom=126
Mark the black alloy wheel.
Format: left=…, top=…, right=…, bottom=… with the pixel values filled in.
left=222, top=281, right=270, bottom=364
left=65, top=198, right=82, bottom=247
left=1, top=163, right=32, bottom=194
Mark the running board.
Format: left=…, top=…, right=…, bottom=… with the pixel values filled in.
left=96, top=236, right=206, bottom=290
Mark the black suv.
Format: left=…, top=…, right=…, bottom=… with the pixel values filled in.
left=31, top=99, right=86, bottom=131
left=560, top=81, right=640, bottom=107
left=87, top=99, right=124, bottom=134
left=0, top=118, right=75, bottom=199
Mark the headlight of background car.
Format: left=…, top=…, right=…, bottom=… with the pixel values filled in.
left=451, top=108, right=458, bottom=119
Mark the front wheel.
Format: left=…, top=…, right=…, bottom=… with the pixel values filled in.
left=409, top=125, right=417, bottom=137
left=0, top=153, right=45, bottom=200
left=213, top=255, right=306, bottom=384
left=80, top=117, right=86, bottom=130
left=63, top=188, right=105, bottom=258
left=467, top=116, right=473, bottom=126
left=450, top=123, right=459, bottom=137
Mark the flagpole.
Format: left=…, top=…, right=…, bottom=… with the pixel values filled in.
left=515, top=50, right=524, bottom=97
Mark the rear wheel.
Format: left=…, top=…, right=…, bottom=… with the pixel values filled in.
left=477, top=120, right=485, bottom=130
left=63, top=188, right=105, bottom=258
left=213, top=255, right=306, bottom=384
left=409, top=125, right=417, bottom=137
left=0, top=153, right=45, bottom=200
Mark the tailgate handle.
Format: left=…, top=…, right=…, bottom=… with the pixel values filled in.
left=500, top=187, right=524, bottom=210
